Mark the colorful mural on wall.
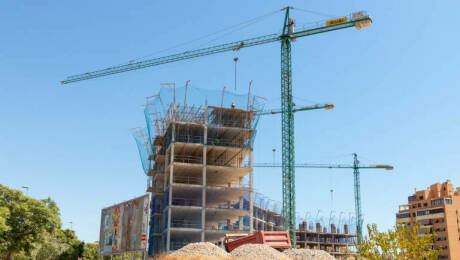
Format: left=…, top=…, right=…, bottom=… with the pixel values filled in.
left=99, top=194, right=150, bottom=255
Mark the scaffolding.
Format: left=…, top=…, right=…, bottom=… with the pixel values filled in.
left=132, top=84, right=265, bottom=255
left=296, top=211, right=357, bottom=259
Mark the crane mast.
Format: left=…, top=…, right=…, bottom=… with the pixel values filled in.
left=61, top=7, right=373, bottom=247
left=280, top=7, right=296, bottom=243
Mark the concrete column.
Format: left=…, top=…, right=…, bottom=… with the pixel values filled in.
left=166, top=124, right=175, bottom=252
left=249, top=151, right=254, bottom=233
left=201, top=124, right=207, bottom=241
left=238, top=176, right=244, bottom=231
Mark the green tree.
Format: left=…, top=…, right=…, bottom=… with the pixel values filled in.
left=0, top=206, right=11, bottom=253
left=0, top=184, right=61, bottom=260
left=34, top=232, right=70, bottom=260
left=55, top=229, right=84, bottom=260
left=357, top=223, right=440, bottom=259
left=83, top=243, right=99, bottom=260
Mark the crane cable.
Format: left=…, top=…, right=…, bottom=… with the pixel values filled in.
left=127, top=8, right=283, bottom=64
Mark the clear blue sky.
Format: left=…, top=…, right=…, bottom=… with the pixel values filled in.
left=1, top=0, right=459, bottom=242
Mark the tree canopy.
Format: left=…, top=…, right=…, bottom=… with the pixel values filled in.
left=0, top=184, right=85, bottom=260
left=356, top=223, right=440, bottom=260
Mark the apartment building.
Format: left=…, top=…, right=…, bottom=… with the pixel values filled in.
left=396, top=180, right=460, bottom=259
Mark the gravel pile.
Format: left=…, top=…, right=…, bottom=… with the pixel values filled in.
left=283, top=248, right=335, bottom=260
left=230, top=244, right=289, bottom=260
left=171, top=242, right=230, bottom=258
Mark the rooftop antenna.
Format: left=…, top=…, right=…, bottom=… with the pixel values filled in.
left=246, top=80, right=253, bottom=110
left=221, top=86, right=227, bottom=108
left=233, top=57, right=239, bottom=91
left=272, top=149, right=276, bottom=164
left=330, top=189, right=334, bottom=210
left=184, top=80, right=190, bottom=107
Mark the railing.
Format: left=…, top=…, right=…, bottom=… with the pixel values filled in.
left=209, top=182, right=250, bottom=188
left=208, top=202, right=240, bottom=210
left=172, top=198, right=202, bottom=207
left=207, top=157, right=248, bottom=168
left=207, top=137, right=250, bottom=149
left=173, top=176, right=202, bottom=185
left=175, top=135, right=204, bottom=144
left=171, top=219, right=202, bottom=229
left=173, top=155, right=203, bottom=164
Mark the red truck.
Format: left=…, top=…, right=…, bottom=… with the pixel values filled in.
left=223, top=231, right=291, bottom=252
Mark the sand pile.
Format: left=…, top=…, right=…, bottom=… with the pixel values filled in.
left=230, top=244, right=289, bottom=260
left=283, top=248, right=336, bottom=260
left=170, top=242, right=230, bottom=258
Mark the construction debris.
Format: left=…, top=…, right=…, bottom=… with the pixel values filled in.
left=230, top=244, right=288, bottom=260
left=283, top=249, right=335, bottom=260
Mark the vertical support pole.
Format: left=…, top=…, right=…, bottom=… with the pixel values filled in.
left=166, top=124, right=175, bottom=252
left=202, top=103, right=208, bottom=241
left=281, top=6, right=296, bottom=247
left=353, top=153, right=363, bottom=244
left=248, top=101, right=254, bottom=233
left=239, top=176, right=244, bottom=231
left=249, top=149, right=254, bottom=233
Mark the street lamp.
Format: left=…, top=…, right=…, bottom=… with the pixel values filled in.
left=21, top=186, right=30, bottom=196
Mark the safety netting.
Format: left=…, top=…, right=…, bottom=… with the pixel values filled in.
left=131, top=127, right=153, bottom=175
left=134, top=84, right=266, bottom=176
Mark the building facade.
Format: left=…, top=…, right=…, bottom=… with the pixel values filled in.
left=396, top=180, right=460, bottom=259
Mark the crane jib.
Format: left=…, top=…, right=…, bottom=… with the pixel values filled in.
left=61, top=16, right=371, bottom=85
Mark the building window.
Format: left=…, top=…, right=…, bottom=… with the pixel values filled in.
left=397, top=213, right=410, bottom=219
left=412, top=213, right=416, bottom=217
left=423, top=203, right=427, bottom=207
left=419, top=196, right=423, bottom=200
left=431, top=198, right=444, bottom=206
left=417, top=208, right=444, bottom=217
left=408, top=195, right=417, bottom=202
left=445, top=198, right=452, bottom=204
left=417, top=210, right=430, bottom=216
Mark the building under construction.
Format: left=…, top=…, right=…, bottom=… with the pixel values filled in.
left=296, top=221, right=356, bottom=259
left=133, top=85, right=267, bottom=255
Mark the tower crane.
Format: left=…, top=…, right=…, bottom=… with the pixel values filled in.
left=61, top=7, right=372, bottom=245
left=253, top=153, right=393, bottom=244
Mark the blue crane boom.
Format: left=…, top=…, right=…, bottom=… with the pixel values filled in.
left=61, top=7, right=372, bottom=247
